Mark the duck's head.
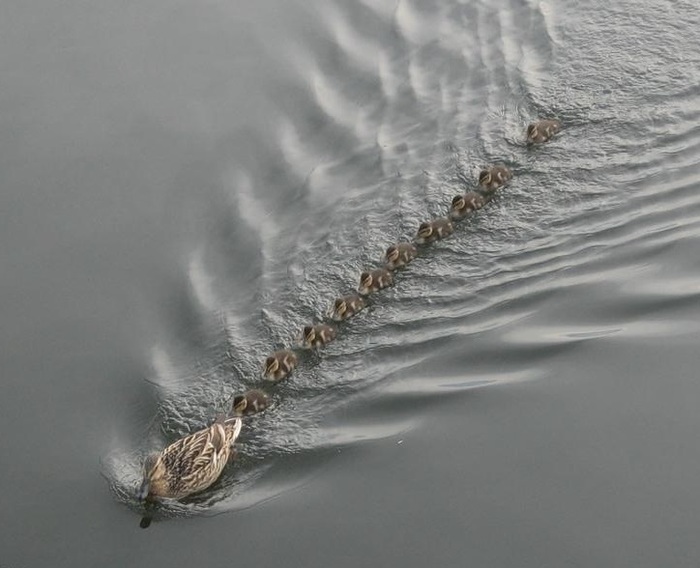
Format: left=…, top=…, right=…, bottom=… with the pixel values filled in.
left=386, top=245, right=400, bottom=264
left=303, top=325, right=315, bottom=343
left=232, top=394, right=249, bottom=415
left=359, top=272, right=372, bottom=289
left=137, top=454, right=160, bottom=501
left=417, top=222, right=433, bottom=240
left=334, top=298, right=348, bottom=318
left=526, top=124, right=537, bottom=141
left=265, top=355, right=279, bottom=376
left=478, top=170, right=491, bottom=185
left=452, top=195, right=465, bottom=210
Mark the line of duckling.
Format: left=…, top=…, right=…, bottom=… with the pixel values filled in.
left=137, top=119, right=561, bottom=526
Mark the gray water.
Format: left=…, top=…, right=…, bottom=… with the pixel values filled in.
left=2, top=0, right=700, bottom=565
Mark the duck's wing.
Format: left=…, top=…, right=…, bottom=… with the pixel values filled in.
left=224, top=417, right=243, bottom=445
left=160, top=422, right=225, bottom=474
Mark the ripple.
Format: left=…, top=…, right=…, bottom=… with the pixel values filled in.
left=395, top=0, right=443, bottom=46
left=108, top=0, right=700, bottom=525
left=504, top=324, right=623, bottom=346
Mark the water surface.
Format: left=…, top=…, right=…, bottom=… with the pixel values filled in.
left=2, top=0, right=700, bottom=565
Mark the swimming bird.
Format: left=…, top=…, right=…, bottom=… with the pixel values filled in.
left=232, top=389, right=270, bottom=416
left=479, top=165, right=512, bottom=192
left=414, top=217, right=454, bottom=244
left=330, top=294, right=366, bottom=321
left=301, top=324, right=337, bottom=349
left=384, top=242, right=418, bottom=270
left=358, top=268, right=393, bottom=295
left=526, top=119, right=561, bottom=144
left=449, top=192, right=486, bottom=220
left=263, top=350, right=298, bottom=382
left=138, top=415, right=242, bottom=502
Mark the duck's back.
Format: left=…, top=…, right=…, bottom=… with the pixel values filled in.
left=155, top=418, right=241, bottom=498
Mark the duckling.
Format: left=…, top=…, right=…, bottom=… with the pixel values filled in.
left=358, top=268, right=393, bottom=295
left=331, top=294, right=366, bottom=321
left=479, top=165, right=512, bottom=192
left=138, top=415, right=242, bottom=502
left=526, top=119, right=561, bottom=144
left=414, top=217, right=454, bottom=244
left=384, top=242, right=418, bottom=270
left=263, top=349, right=298, bottom=382
left=232, top=389, right=270, bottom=416
left=449, top=192, right=486, bottom=220
left=301, top=323, right=337, bottom=349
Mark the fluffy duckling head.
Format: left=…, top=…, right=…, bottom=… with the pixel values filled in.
left=451, top=194, right=466, bottom=210
left=359, top=271, right=373, bottom=291
left=478, top=169, right=492, bottom=186
left=303, top=325, right=315, bottom=344
left=334, top=298, right=349, bottom=319
left=264, top=355, right=280, bottom=376
left=416, top=222, right=434, bottom=241
left=385, top=245, right=400, bottom=265
left=526, top=123, right=537, bottom=141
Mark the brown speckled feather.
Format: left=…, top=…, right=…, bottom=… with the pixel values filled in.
left=145, top=417, right=241, bottom=500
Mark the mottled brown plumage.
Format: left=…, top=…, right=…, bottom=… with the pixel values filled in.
left=358, top=268, right=393, bottom=295
left=232, top=389, right=270, bottom=416
left=331, top=294, right=366, bottom=321
left=384, top=242, right=418, bottom=270
left=478, top=165, right=512, bottom=192
left=414, top=217, right=454, bottom=244
left=449, top=192, right=486, bottom=220
left=139, top=416, right=242, bottom=501
left=526, top=119, right=561, bottom=144
left=263, top=350, right=298, bottom=382
left=301, top=324, right=337, bottom=349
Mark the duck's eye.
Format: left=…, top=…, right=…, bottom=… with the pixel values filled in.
left=451, top=195, right=463, bottom=207
left=479, top=170, right=489, bottom=184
